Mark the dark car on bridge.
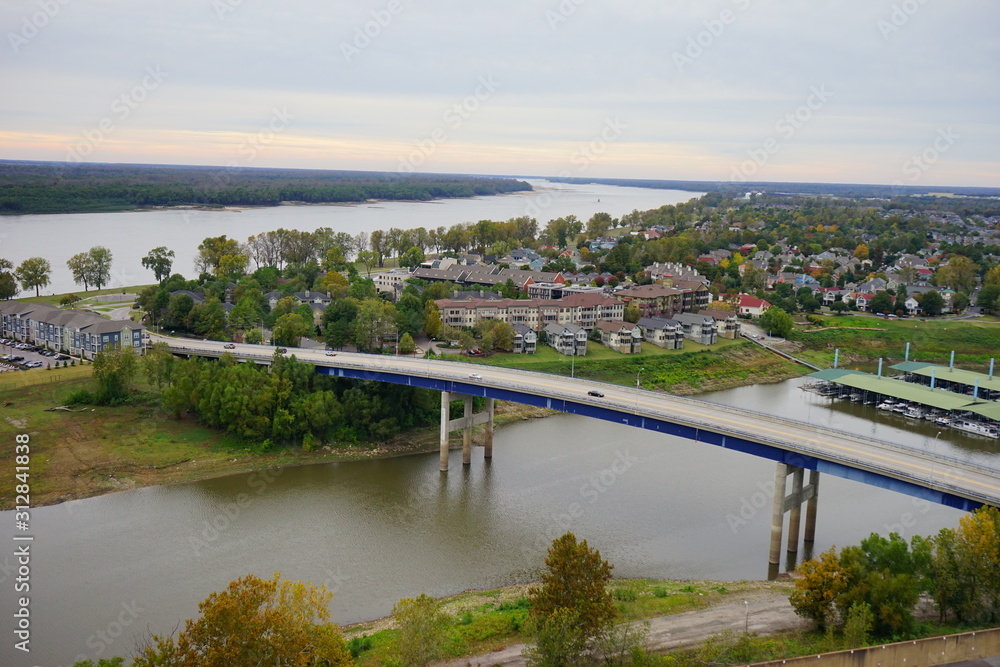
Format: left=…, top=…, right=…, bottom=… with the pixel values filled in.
left=588, top=390, right=604, bottom=397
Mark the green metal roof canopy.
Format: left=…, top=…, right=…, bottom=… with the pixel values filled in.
left=807, top=369, right=979, bottom=410
left=890, top=362, right=1000, bottom=394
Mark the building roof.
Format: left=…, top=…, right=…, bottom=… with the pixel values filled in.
left=673, top=312, right=714, bottom=326
left=738, top=294, right=771, bottom=309
left=699, top=308, right=736, bottom=321
left=890, top=362, right=1000, bottom=394
left=595, top=320, right=638, bottom=334
left=636, top=316, right=681, bottom=330
left=616, top=284, right=682, bottom=299
left=807, top=369, right=982, bottom=411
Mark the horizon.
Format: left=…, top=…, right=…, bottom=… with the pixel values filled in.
left=2, top=2, right=998, bottom=188
left=3, top=158, right=998, bottom=196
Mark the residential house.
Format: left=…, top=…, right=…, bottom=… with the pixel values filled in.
left=673, top=312, right=718, bottom=345
left=738, top=294, right=772, bottom=318
left=616, top=283, right=683, bottom=318
left=595, top=320, right=643, bottom=354
left=636, top=317, right=684, bottom=350
left=434, top=292, right=623, bottom=332
left=0, top=301, right=145, bottom=359
left=511, top=324, right=537, bottom=354
left=699, top=308, right=741, bottom=339
left=373, top=269, right=412, bottom=298
left=543, top=323, right=588, bottom=356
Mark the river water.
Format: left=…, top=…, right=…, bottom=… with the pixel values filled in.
left=2, top=377, right=986, bottom=667
left=0, top=179, right=702, bottom=297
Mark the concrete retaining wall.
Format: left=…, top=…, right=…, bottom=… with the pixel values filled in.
left=749, top=628, right=1000, bottom=666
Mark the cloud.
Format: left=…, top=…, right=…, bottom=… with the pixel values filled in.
left=1, top=0, right=997, bottom=185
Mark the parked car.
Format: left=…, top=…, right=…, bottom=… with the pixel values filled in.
left=56, top=354, right=70, bottom=361
left=224, top=343, right=236, bottom=349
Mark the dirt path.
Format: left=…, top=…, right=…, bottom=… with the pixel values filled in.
left=438, top=592, right=806, bottom=666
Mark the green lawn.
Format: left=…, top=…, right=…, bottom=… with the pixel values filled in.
left=790, top=315, right=1000, bottom=368
left=448, top=339, right=802, bottom=394
left=17, top=285, right=153, bottom=307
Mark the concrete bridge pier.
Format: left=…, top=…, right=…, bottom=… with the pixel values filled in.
left=439, top=392, right=495, bottom=472
left=768, top=463, right=820, bottom=579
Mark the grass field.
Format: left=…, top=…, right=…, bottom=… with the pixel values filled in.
left=789, top=315, right=1000, bottom=368
left=345, top=578, right=794, bottom=665
left=456, top=340, right=804, bottom=394
left=16, top=284, right=153, bottom=307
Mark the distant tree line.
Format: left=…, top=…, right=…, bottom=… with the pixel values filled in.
left=0, top=162, right=531, bottom=214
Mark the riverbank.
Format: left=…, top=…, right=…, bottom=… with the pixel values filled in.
left=340, top=577, right=800, bottom=665
left=0, top=370, right=557, bottom=509
left=0, top=337, right=806, bottom=509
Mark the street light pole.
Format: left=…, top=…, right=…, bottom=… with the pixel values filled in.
left=743, top=600, right=749, bottom=634
left=635, top=367, right=644, bottom=414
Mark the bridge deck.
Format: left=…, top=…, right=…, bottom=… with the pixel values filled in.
left=158, top=337, right=1000, bottom=511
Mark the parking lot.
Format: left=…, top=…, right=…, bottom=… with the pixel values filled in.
left=0, top=339, right=73, bottom=372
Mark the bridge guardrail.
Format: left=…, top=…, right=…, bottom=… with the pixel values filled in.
left=161, top=341, right=999, bottom=505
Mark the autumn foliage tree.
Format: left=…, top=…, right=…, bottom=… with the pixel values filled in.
left=529, top=532, right=616, bottom=633
left=132, top=573, right=352, bottom=667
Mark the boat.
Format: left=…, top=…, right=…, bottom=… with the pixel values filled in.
left=877, top=400, right=896, bottom=411
left=904, top=406, right=927, bottom=419
left=935, top=416, right=952, bottom=427
left=952, top=420, right=1000, bottom=439
left=893, top=403, right=909, bottom=413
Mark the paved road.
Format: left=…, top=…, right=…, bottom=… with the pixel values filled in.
left=153, top=336, right=1000, bottom=508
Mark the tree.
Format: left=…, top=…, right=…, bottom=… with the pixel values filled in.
left=977, top=284, right=1000, bottom=313
left=853, top=243, right=869, bottom=261
left=353, top=298, right=397, bottom=352
left=390, top=594, right=449, bottom=666
left=133, top=573, right=351, bottom=667
left=623, top=302, right=641, bottom=323
left=194, top=235, right=240, bottom=274
left=142, top=246, right=175, bottom=283
left=789, top=547, right=848, bottom=630
left=92, top=346, right=138, bottom=404
left=920, top=290, right=944, bottom=317
left=229, top=295, right=264, bottom=333
left=952, top=292, right=970, bottom=313
left=399, top=332, right=415, bottom=354
left=399, top=246, right=425, bottom=269
left=141, top=342, right=175, bottom=390
left=528, top=532, right=616, bottom=638
left=934, top=255, right=977, bottom=294
left=273, top=312, right=311, bottom=347
left=759, top=305, right=794, bottom=338
left=984, top=265, right=1000, bottom=287
left=356, top=250, right=378, bottom=277
left=868, top=291, right=894, bottom=315
left=15, top=257, right=51, bottom=296
left=216, top=253, right=249, bottom=281
left=87, top=246, right=113, bottom=290
left=67, top=252, right=94, bottom=291
left=0, top=267, right=16, bottom=300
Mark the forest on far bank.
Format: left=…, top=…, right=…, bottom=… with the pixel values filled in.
left=0, top=161, right=532, bottom=214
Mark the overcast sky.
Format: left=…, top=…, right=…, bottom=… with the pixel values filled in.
left=1, top=0, right=997, bottom=186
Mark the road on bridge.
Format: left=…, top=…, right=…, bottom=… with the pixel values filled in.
left=151, top=336, right=1000, bottom=509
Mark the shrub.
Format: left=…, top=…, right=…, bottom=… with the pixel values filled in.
left=346, top=634, right=373, bottom=659
left=651, top=586, right=668, bottom=598
left=66, top=389, right=95, bottom=405
left=613, top=586, right=638, bottom=602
